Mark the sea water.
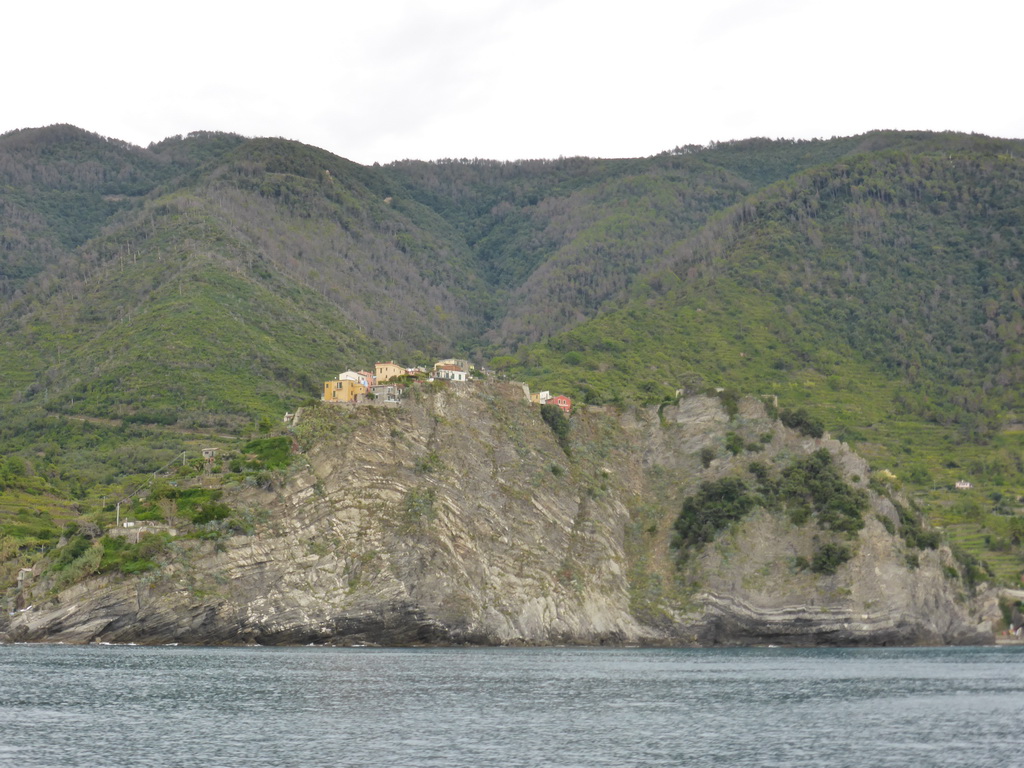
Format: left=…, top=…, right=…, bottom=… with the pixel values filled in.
left=1, top=644, right=1020, bottom=767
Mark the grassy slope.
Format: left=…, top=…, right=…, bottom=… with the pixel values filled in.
left=0, top=131, right=485, bottom=545
left=12, top=193, right=383, bottom=426
left=512, top=144, right=1024, bottom=582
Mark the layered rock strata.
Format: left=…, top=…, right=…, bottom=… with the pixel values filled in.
left=1, top=384, right=993, bottom=646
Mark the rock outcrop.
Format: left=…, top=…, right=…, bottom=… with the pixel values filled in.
left=1, top=383, right=993, bottom=646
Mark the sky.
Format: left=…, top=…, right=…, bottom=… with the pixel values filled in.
left=5, top=0, right=1023, bottom=165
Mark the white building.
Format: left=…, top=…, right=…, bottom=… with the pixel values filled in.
left=338, top=370, right=371, bottom=387
left=434, top=364, right=467, bottom=382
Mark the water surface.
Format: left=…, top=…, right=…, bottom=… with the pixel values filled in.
left=1, top=645, right=1020, bottom=767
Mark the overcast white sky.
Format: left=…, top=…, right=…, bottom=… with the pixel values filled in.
left=5, top=0, right=1022, bottom=164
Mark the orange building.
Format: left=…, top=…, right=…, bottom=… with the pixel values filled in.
left=323, top=375, right=367, bottom=403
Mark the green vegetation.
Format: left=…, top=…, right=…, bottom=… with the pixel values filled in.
left=674, top=450, right=868, bottom=557
left=810, top=542, right=853, bottom=575
left=673, top=477, right=758, bottom=551
left=894, top=502, right=941, bottom=550
left=241, top=437, right=292, bottom=469
left=724, top=432, right=745, bottom=455
left=779, top=409, right=824, bottom=439
left=0, top=509, right=61, bottom=551
left=50, top=533, right=92, bottom=569
left=699, top=446, right=716, bottom=468
left=774, top=450, right=867, bottom=534
left=540, top=403, right=571, bottom=454
left=414, top=451, right=443, bottom=475
left=402, top=487, right=437, bottom=526
left=154, top=488, right=231, bottom=525
left=98, top=534, right=171, bottom=575
left=3, top=126, right=1024, bottom=592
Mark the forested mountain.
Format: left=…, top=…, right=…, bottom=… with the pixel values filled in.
left=1, top=127, right=494, bottom=424
left=515, top=142, right=1024, bottom=430
left=8, top=126, right=1020, bottom=428
left=387, top=131, right=1024, bottom=352
left=2, top=125, right=1023, bottom=591
left=389, top=154, right=755, bottom=347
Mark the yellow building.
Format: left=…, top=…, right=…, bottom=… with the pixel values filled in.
left=375, top=361, right=406, bottom=383
left=323, top=378, right=367, bottom=403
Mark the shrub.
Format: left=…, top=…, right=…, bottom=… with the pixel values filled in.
left=725, top=432, right=745, bottom=455
left=51, top=535, right=92, bottom=570
left=414, top=451, right=443, bottom=474
left=51, top=544, right=103, bottom=590
left=123, top=410, right=178, bottom=426
left=951, top=547, right=992, bottom=592
left=711, top=389, right=741, bottom=418
left=906, top=466, right=932, bottom=485
left=189, top=500, right=232, bottom=525
left=156, top=488, right=231, bottom=525
left=674, top=477, right=757, bottom=551
left=0, top=510, right=60, bottom=550
left=98, top=533, right=171, bottom=575
left=748, top=461, right=770, bottom=483
left=780, top=408, right=825, bottom=438
left=779, top=450, right=866, bottom=534
left=0, top=456, right=28, bottom=490
left=810, top=542, right=852, bottom=574
left=699, top=446, right=716, bottom=468
left=788, top=506, right=812, bottom=526
left=896, top=504, right=941, bottom=549
left=403, top=487, right=437, bottom=524
left=540, top=403, right=571, bottom=453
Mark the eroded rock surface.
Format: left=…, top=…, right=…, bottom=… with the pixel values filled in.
left=2, top=384, right=992, bottom=646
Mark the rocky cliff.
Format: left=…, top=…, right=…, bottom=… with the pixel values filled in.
left=1, top=383, right=994, bottom=645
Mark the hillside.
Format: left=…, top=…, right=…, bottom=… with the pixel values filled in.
left=0, top=384, right=994, bottom=646
left=1, top=130, right=495, bottom=424
left=389, top=132, right=1024, bottom=584
left=387, top=131, right=1019, bottom=350
left=517, top=144, right=1024, bottom=420
left=1, top=126, right=1023, bottom=611
left=0, top=125, right=244, bottom=294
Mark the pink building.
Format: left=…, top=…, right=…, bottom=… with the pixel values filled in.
left=549, top=395, right=572, bottom=414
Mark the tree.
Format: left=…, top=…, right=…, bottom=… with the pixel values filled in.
left=811, top=542, right=852, bottom=574
left=540, top=403, right=571, bottom=453
left=674, top=477, right=757, bottom=550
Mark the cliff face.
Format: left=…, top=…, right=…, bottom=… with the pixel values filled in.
left=1, top=383, right=993, bottom=646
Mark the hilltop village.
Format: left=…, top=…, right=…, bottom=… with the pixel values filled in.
left=322, top=360, right=572, bottom=413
